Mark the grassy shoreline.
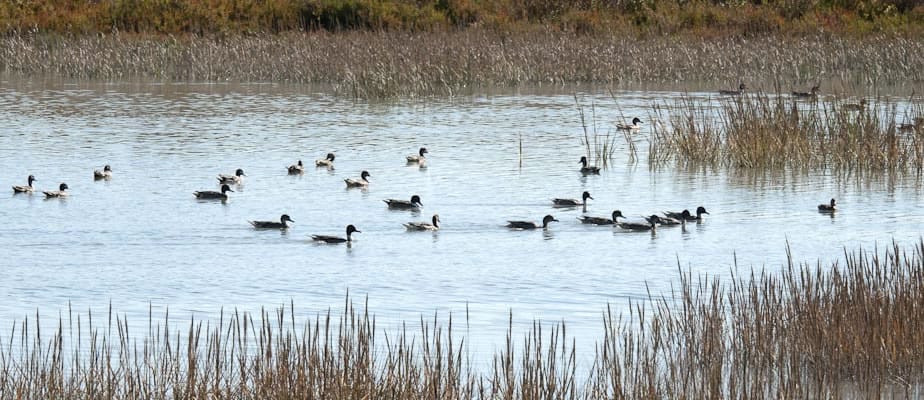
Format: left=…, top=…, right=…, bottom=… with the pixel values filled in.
left=2, top=242, right=922, bottom=398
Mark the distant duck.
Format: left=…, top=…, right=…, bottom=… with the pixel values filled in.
left=93, top=165, right=112, bottom=180
left=344, top=170, right=371, bottom=188
left=552, top=191, right=593, bottom=208
left=404, top=214, right=440, bottom=231
left=249, top=214, right=294, bottom=229
left=385, top=195, right=423, bottom=210
left=315, top=153, right=335, bottom=169
left=12, top=175, right=36, bottom=193
left=719, top=83, right=746, bottom=96
left=578, top=210, right=624, bottom=225
left=818, top=198, right=837, bottom=212
left=217, top=169, right=246, bottom=184
left=43, top=183, right=69, bottom=198
left=579, top=156, right=600, bottom=174
left=407, top=147, right=428, bottom=163
left=618, top=215, right=660, bottom=231
left=616, top=117, right=643, bottom=131
left=898, top=117, right=923, bottom=133
left=792, top=85, right=820, bottom=98
left=287, top=160, right=304, bottom=174
left=843, top=99, right=867, bottom=111
left=195, top=184, right=234, bottom=200
left=665, top=206, right=709, bottom=221
left=507, top=215, right=558, bottom=230
left=312, top=224, right=360, bottom=244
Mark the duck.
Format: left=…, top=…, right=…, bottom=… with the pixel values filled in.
left=249, top=214, right=294, bottom=229
left=653, top=212, right=685, bottom=226
left=287, top=160, right=304, bottom=174
left=195, top=184, right=234, bottom=200
left=792, top=85, right=820, bottom=98
left=578, top=210, right=624, bottom=225
left=665, top=206, right=709, bottom=221
left=618, top=215, right=660, bottom=231
left=579, top=156, right=600, bottom=175
left=311, top=224, right=360, bottom=244
left=719, top=83, right=746, bottom=96
left=385, top=195, right=422, bottom=210
left=898, top=117, right=923, bottom=133
left=507, top=215, right=558, bottom=230
left=315, top=153, right=335, bottom=169
left=217, top=169, right=246, bottom=184
left=344, top=170, right=371, bottom=188
left=818, top=198, right=836, bottom=212
left=404, top=214, right=440, bottom=231
left=12, top=175, right=36, bottom=193
left=616, top=117, right=643, bottom=131
left=407, top=147, right=428, bottom=163
left=552, top=191, right=593, bottom=207
left=843, top=99, right=867, bottom=111
left=43, top=183, right=69, bottom=198
left=93, top=165, right=112, bottom=180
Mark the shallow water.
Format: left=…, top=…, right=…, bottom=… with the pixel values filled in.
left=1, top=79, right=922, bottom=364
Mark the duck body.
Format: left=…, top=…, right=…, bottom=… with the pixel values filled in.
left=385, top=195, right=422, bottom=210
left=250, top=214, right=294, bottom=229
left=792, top=85, right=820, bottom=98
left=217, top=169, right=246, bottom=184
left=312, top=224, right=360, bottom=244
left=898, top=117, right=923, bottom=133
left=552, top=191, right=593, bottom=207
left=507, top=215, right=558, bottom=230
left=406, top=147, right=428, bottom=163
left=818, top=198, right=837, bottom=212
left=93, top=165, right=112, bottom=180
left=579, top=210, right=624, bottom=225
left=345, top=171, right=371, bottom=188
left=579, top=156, right=600, bottom=174
left=616, top=117, right=643, bottom=131
left=618, top=215, right=659, bottom=231
left=665, top=206, right=709, bottom=221
left=316, top=153, right=335, bottom=168
left=195, top=184, right=234, bottom=200
left=719, top=83, right=746, bottom=96
left=287, top=160, right=304, bottom=174
left=43, top=183, right=69, bottom=198
left=843, top=99, right=867, bottom=111
left=12, top=175, right=36, bottom=193
left=405, top=214, right=440, bottom=231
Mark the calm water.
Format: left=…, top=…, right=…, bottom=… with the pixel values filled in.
left=1, top=79, right=922, bottom=362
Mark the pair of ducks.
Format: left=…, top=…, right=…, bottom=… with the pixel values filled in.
left=288, top=153, right=336, bottom=174
left=194, top=168, right=247, bottom=199
left=13, top=176, right=69, bottom=198
left=248, top=215, right=359, bottom=243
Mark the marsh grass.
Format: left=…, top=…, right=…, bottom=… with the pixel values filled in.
left=2, top=242, right=924, bottom=398
left=576, top=98, right=623, bottom=170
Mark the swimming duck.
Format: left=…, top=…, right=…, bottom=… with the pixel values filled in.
left=195, top=184, right=234, bottom=200
left=287, top=160, right=304, bottom=174
left=385, top=195, right=423, bottom=210
left=93, top=165, right=112, bottom=180
left=665, top=206, right=709, bottom=221
left=404, top=214, right=440, bottom=231
left=792, top=85, right=820, bottom=98
left=653, top=212, right=685, bottom=226
left=578, top=210, right=624, bottom=225
left=618, top=215, right=660, bottom=231
left=43, top=183, right=69, bottom=198
left=898, top=117, right=923, bottom=133
left=843, top=99, right=867, bottom=111
left=345, top=171, right=371, bottom=188
left=407, top=147, right=428, bottom=163
left=818, top=198, right=836, bottom=212
left=12, top=175, right=36, bottom=193
left=217, top=169, right=246, bottom=184
left=315, top=153, right=335, bottom=168
left=507, top=215, right=558, bottom=230
left=249, top=214, right=294, bottom=229
left=579, top=156, right=600, bottom=174
left=616, top=117, right=643, bottom=131
left=719, top=83, right=746, bottom=96
left=312, top=224, right=360, bottom=244
left=552, top=191, right=593, bottom=207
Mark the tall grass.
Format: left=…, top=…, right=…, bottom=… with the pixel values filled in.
left=2, top=242, right=924, bottom=398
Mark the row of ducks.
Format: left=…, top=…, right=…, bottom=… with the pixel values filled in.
left=717, top=83, right=880, bottom=112
left=10, top=165, right=112, bottom=198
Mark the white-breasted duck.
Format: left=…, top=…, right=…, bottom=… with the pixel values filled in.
left=579, top=156, right=600, bottom=175
left=345, top=170, right=371, bottom=188
left=507, top=215, right=558, bottom=230
left=616, top=117, right=643, bottom=131
left=316, top=153, right=335, bottom=169
left=407, top=147, right=428, bottom=163
left=287, top=160, right=304, bottom=174
left=12, top=175, right=36, bottom=193
left=552, top=191, right=593, bottom=208
left=312, top=225, right=360, bottom=244
left=405, top=214, right=440, bottom=231
left=43, top=183, right=69, bottom=198
left=578, top=210, right=624, bottom=225
left=250, top=214, right=294, bottom=229
left=385, top=195, right=422, bottom=210
left=93, top=165, right=112, bottom=180
left=195, top=184, right=234, bottom=200
left=217, top=169, right=246, bottom=184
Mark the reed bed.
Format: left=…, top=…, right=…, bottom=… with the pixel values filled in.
left=2, top=242, right=924, bottom=398
left=2, top=31, right=924, bottom=98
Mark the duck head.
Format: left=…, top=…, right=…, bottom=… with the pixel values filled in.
left=579, top=156, right=589, bottom=166
left=235, top=168, right=246, bottom=177
left=696, top=206, right=709, bottom=216
left=326, top=153, right=336, bottom=161
left=281, top=214, right=295, bottom=223
left=582, top=191, right=593, bottom=202
left=220, top=184, right=234, bottom=193
left=346, top=224, right=361, bottom=239
left=632, top=117, right=642, bottom=125
left=419, top=147, right=428, bottom=156
left=103, top=165, right=112, bottom=172
left=542, top=215, right=559, bottom=228
left=361, top=170, right=371, bottom=180
left=432, top=214, right=440, bottom=226
left=28, top=175, right=36, bottom=185
left=612, top=210, right=624, bottom=221
left=59, top=183, right=69, bottom=191
left=410, top=195, right=422, bottom=206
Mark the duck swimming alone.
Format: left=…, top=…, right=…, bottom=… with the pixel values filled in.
left=552, top=191, right=593, bottom=207
left=287, top=160, right=304, bottom=174
left=792, top=85, right=820, bottom=98
left=665, top=206, right=709, bottom=221
left=404, top=214, right=440, bottom=231
left=312, top=224, right=360, bottom=244
left=818, top=198, right=836, bottom=212
left=385, top=195, right=423, bottom=210
left=93, top=165, right=112, bottom=180
left=618, top=215, right=660, bottom=231
left=616, top=117, right=643, bottom=131
left=719, top=83, right=746, bottom=96
left=507, top=215, right=558, bottom=230
left=43, top=183, right=69, bottom=198
left=578, top=210, right=624, bottom=225
left=898, top=117, right=923, bottom=133
left=217, top=169, right=246, bottom=184
left=195, top=184, right=234, bottom=200
left=316, top=153, right=335, bottom=169
left=407, top=147, right=428, bottom=163
left=12, top=175, right=36, bottom=193
left=579, top=156, right=600, bottom=175
left=344, top=170, right=371, bottom=188
left=249, top=214, right=294, bottom=229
